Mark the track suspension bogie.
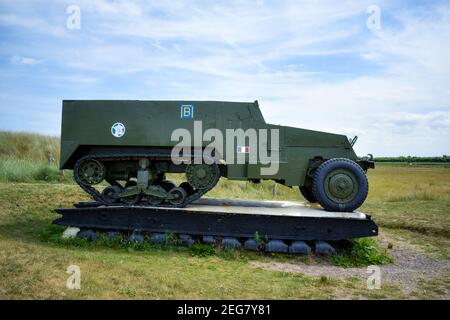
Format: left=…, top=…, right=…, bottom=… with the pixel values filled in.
left=73, top=153, right=220, bottom=207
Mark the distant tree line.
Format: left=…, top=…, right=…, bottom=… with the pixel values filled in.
left=373, top=156, right=448, bottom=163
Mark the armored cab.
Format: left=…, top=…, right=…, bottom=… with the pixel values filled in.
left=61, top=100, right=374, bottom=211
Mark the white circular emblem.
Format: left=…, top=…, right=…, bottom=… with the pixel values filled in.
left=111, top=122, right=125, bottom=138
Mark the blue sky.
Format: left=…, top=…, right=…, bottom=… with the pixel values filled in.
left=0, top=0, right=449, bottom=156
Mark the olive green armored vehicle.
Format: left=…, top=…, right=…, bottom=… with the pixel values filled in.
left=60, top=100, right=374, bottom=212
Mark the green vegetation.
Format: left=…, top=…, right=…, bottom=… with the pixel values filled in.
left=0, top=168, right=445, bottom=299
left=38, top=224, right=393, bottom=267
left=332, top=238, right=393, bottom=268
left=363, top=164, right=450, bottom=257
left=189, top=243, right=216, bottom=257
left=0, top=131, right=448, bottom=299
left=0, top=158, right=72, bottom=183
left=374, top=156, right=449, bottom=163
left=0, top=131, right=60, bottom=162
left=38, top=224, right=184, bottom=252
left=0, top=132, right=70, bottom=183
left=254, top=231, right=269, bottom=246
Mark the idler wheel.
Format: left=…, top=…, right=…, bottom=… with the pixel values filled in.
left=76, top=159, right=105, bottom=185
left=168, top=187, right=187, bottom=205
left=186, top=164, right=216, bottom=189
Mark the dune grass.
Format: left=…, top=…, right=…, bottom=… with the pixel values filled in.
left=0, top=158, right=72, bottom=183
left=0, top=131, right=67, bottom=183
left=0, top=131, right=60, bottom=162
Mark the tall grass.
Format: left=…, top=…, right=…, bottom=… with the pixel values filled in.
left=0, top=158, right=72, bottom=183
left=0, top=131, right=69, bottom=183
left=0, top=131, right=60, bottom=162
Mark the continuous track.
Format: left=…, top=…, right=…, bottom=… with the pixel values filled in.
left=73, top=152, right=220, bottom=208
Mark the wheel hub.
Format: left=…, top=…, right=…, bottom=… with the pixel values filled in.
left=101, top=185, right=121, bottom=204
left=168, top=187, right=187, bottom=205
left=325, top=170, right=358, bottom=203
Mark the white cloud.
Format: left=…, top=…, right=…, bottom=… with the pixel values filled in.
left=0, top=13, right=66, bottom=37
left=0, top=0, right=449, bottom=156
left=10, top=55, right=42, bottom=65
left=52, top=75, right=99, bottom=84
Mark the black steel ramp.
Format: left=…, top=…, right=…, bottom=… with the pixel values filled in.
left=54, top=198, right=378, bottom=241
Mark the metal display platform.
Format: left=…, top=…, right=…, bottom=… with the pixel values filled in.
left=53, top=198, right=378, bottom=241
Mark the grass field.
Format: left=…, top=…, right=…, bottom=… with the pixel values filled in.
left=0, top=132, right=449, bottom=299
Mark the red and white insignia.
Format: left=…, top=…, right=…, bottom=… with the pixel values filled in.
left=237, top=146, right=251, bottom=153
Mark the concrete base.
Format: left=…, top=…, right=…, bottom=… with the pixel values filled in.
left=62, top=227, right=80, bottom=239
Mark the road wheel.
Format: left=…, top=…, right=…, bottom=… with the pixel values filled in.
left=312, top=158, right=368, bottom=212
left=168, top=187, right=187, bottom=205
left=101, top=185, right=121, bottom=204
left=299, top=186, right=317, bottom=203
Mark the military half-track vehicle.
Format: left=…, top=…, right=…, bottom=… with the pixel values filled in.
left=60, top=100, right=374, bottom=212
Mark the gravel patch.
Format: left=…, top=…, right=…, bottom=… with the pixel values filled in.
left=248, top=241, right=450, bottom=295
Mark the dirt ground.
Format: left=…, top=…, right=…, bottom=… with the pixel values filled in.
left=249, top=233, right=450, bottom=297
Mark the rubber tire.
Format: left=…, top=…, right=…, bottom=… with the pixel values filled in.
left=299, top=186, right=317, bottom=203
left=312, top=158, right=368, bottom=212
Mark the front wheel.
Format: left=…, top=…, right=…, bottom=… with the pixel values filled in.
left=312, top=158, right=368, bottom=212
left=299, top=186, right=317, bottom=203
